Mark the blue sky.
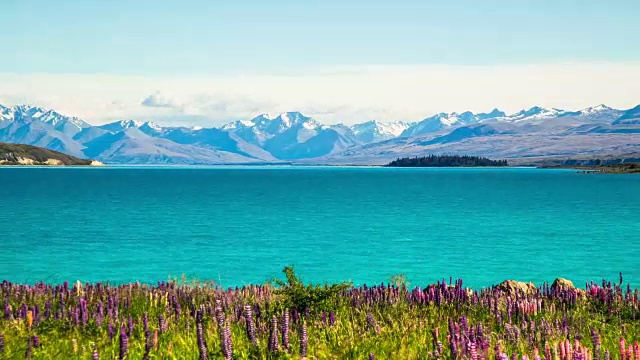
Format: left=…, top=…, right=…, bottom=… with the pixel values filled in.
left=1, top=0, right=639, bottom=125
left=2, top=0, right=638, bottom=74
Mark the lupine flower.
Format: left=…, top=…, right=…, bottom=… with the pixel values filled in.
left=109, top=322, right=115, bottom=342
left=119, top=325, right=129, bottom=360
left=143, top=330, right=152, bottom=360
left=268, top=316, right=279, bottom=353
left=27, top=309, right=33, bottom=328
left=196, top=310, right=208, bottom=360
left=282, top=310, right=290, bottom=351
left=244, top=305, right=257, bottom=346
left=153, top=330, right=159, bottom=350
left=369, top=353, right=375, bottom=360
left=92, top=344, right=100, bottom=360
left=366, top=312, right=378, bottom=332
left=143, top=312, right=149, bottom=333
left=300, top=320, right=308, bottom=359
left=470, top=341, right=477, bottom=360
left=158, top=314, right=166, bottom=334
left=223, top=319, right=233, bottom=360
left=128, top=316, right=135, bottom=336
left=0, top=333, right=4, bottom=353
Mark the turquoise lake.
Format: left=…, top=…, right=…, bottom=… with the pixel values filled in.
left=0, top=166, right=638, bottom=289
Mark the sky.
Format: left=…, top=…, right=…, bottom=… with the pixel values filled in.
left=1, top=0, right=639, bottom=126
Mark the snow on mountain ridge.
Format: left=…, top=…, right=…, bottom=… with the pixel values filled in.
left=98, top=119, right=164, bottom=133
left=500, top=106, right=567, bottom=122
left=350, top=120, right=414, bottom=143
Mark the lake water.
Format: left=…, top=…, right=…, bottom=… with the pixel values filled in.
left=1, top=166, right=638, bottom=289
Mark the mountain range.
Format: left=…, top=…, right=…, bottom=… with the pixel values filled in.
left=1, top=103, right=639, bottom=164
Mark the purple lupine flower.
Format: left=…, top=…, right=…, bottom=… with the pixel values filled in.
left=158, top=314, right=166, bottom=334
left=174, top=300, right=181, bottom=321
left=223, top=319, right=233, bottom=360
left=119, top=325, right=129, bottom=360
left=143, top=330, right=152, bottom=360
left=109, top=322, right=115, bottom=342
left=128, top=316, right=135, bottom=336
left=450, top=336, right=458, bottom=357
left=470, top=341, right=477, bottom=360
left=92, top=344, right=100, bottom=360
left=196, top=310, right=208, bottom=360
left=329, top=311, right=336, bottom=326
left=369, top=353, right=375, bottom=360
left=3, top=302, right=11, bottom=320
left=366, top=312, right=378, bottom=333
left=31, top=335, right=40, bottom=348
left=282, top=310, right=290, bottom=351
left=0, top=333, right=4, bottom=354
left=244, top=305, right=257, bottom=346
left=268, top=316, right=279, bottom=353
left=20, top=303, right=27, bottom=319
left=143, top=312, right=149, bottom=333
left=300, top=320, right=308, bottom=359
left=592, top=328, right=601, bottom=351
left=73, top=306, right=80, bottom=326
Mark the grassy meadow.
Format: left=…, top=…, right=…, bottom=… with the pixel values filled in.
left=1, top=268, right=639, bottom=359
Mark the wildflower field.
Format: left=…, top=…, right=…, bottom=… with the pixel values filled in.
left=1, top=267, right=639, bottom=359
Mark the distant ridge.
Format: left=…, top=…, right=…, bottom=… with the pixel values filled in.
left=1, top=103, right=639, bottom=164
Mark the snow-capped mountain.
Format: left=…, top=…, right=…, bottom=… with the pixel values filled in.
left=497, top=106, right=567, bottom=122
left=0, top=105, right=12, bottom=123
left=98, top=120, right=164, bottom=133
left=221, top=112, right=357, bottom=159
left=401, top=109, right=506, bottom=137
left=351, top=120, right=414, bottom=143
left=0, top=105, right=90, bottom=135
left=0, top=103, right=638, bottom=164
left=222, top=112, right=322, bottom=146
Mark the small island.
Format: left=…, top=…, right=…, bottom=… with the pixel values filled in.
left=0, top=142, right=103, bottom=166
left=385, top=154, right=509, bottom=167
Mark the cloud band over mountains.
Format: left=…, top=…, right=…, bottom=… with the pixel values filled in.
left=1, top=62, right=640, bottom=127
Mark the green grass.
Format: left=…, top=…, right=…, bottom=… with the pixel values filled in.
left=0, top=272, right=638, bottom=359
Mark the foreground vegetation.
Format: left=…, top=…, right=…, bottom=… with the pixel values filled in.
left=1, top=268, right=639, bottom=359
left=386, top=155, right=509, bottom=167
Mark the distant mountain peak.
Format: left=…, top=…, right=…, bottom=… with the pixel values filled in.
left=478, top=108, right=507, bottom=120
left=503, top=106, right=567, bottom=121
left=580, top=104, right=612, bottom=114
left=252, top=112, right=312, bottom=126
left=119, top=120, right=145, bottom=128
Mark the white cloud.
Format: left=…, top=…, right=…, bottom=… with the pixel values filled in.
left=1, top=62, right=639, bottom=126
